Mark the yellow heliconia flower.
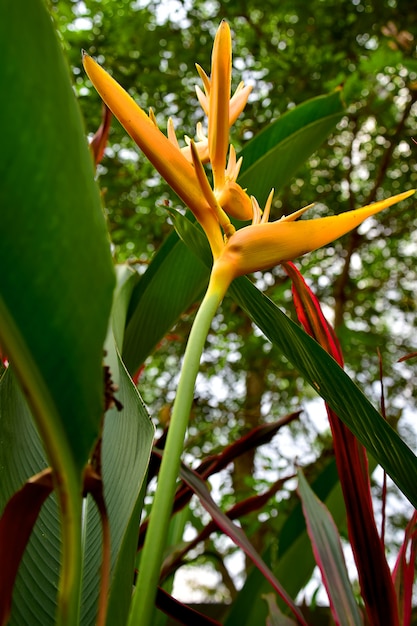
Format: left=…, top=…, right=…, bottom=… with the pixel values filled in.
left=83, top=22, right=415, bottom=290
left=82, top=50, right=225, bottom=259
left=212, top=190, right=416, bottom=294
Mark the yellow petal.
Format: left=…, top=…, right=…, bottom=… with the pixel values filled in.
left=196, top=79, right=251, bottom=129
left=181, top=139, right=210, bottom=164
left=82, top=52, right=224, bottom=256
left=216, top=180, right=253, bottom=221
left=167, top=117, right=181, bottom=149
left=195, top=63, right=211, bottom=97
left=217, top=190, right=415, bottom=278
left=229, top=83, right=253, bottom=125
left=209, top=20, right=232, bottom=190
left=195, top=84, right=209, bottom=116
left=279, top=203, right=315, bottom=222
left=189, top=141, right=235, bottom=240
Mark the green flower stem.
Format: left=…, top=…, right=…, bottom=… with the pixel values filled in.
left=128, top=274, right=227, bottom=626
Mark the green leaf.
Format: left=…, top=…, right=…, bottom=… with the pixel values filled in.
left=297, top=470, right=363, bottom=626
left=0, top=3, right=114, bottom=619
left=263, top=594, right=297, bottom=626
left=231, top=276, right=417, bottom=508
left=81, top=267, right=155, bottom=626
left=82, top=342, right=154, bottom=626
left=274, top=461, right=346, bottom=604
left=238, top=90, right=345, bottom=205
left=0, top=367, right=61, bottom=626
left=122, top=231, right=209, bottom=374
left=178, top=463, right=308, bottom=626
left=0, top=0, right=115, bottom=472
left=153, top=507, right=190, bottom=626
left=102, top=350, right=154, bottom=624
left=0, top=268, right=154, bottom=626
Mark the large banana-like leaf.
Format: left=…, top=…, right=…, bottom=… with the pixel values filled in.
left=0, top=1, right=114, bottom=622
left=0, top=368, right=61, bottom=625
left=238, top=90, right=344, bottom=205
left=81, top=337, right=154, bottom=626
left=102, top=267, right=155, bottom=626
left=0, top=268, right=154, bottom=626
left=122, top=231, right=209, bottom=375
left=0, top=0, right=114, bottom=474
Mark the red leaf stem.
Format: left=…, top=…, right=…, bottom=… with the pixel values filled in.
left=139, top=412, right=300, bottom=548
left=160, top=473, right=295, bottom=581
left=89, top=104, right=112, bottom=166
left=392, top=510, right=417, bottom=626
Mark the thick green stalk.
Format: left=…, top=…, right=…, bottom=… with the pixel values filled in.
left=56, top=477, right=83, bottom=626
left=128, top=273, right=228, bottom=625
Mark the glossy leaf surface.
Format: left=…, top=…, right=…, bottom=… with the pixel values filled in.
left=0, top=269, right=154, bottom=626
left=122, top=232, right=209, bottom=374
left=0, top=0, right=115, bottom=471
left=0, top=367, right=61, bottom=625
left=82, top=267, right=155, bottom=625
left=238, top=90, right=345, bottom=205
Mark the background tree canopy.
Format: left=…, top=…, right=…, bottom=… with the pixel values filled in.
left=51, top=0, right=417, bottom=604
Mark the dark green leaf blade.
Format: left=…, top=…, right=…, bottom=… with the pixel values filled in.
left=0, top=0, right=115, bottom=470
left=0, top=367, right=61, bottom=626
left=123, top=231, right=209, bottom=374
left=238, top=91, right=345, bottom=205
left=230, top=276, right=417, bottom=509
left=81, top=267, right=155, bottom=626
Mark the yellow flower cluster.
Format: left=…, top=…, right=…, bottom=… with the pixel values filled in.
left=83, top=21, right=414, bottom=289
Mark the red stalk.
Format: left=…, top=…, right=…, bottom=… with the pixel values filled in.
left=392, top=510, right=417, bottom=626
